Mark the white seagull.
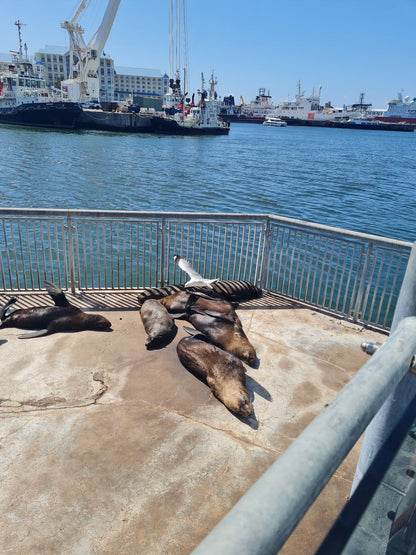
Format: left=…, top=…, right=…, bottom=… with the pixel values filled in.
left=174, top=255, right=218, bottom=288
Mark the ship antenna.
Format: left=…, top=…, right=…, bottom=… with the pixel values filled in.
left=14, top=19, right=26, bottom=58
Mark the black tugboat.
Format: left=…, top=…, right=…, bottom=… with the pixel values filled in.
left=0, top=21, right=82, bottom=130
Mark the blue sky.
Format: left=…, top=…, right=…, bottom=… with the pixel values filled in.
left=1, top=0, right=415, bottom=109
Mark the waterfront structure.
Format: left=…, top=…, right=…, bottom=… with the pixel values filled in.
left=34, top=46, right=67, bottom=89
left=113, top=66, right=169, bottom=103
left=99, top=55, right=115, bottom=102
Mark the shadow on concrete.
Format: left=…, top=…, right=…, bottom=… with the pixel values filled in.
left=247, top=375, right=273, bottom=403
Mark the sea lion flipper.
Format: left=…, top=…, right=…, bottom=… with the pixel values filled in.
left=1, top=297, right=17, bottom=321
left=18, top=329, right=49, bottom=339
left=45, top=281, right=69, bottom=307
left=204, top=310, right=235, bottom=323
left=182, top=326, right=208, bottom=340
left=172, top=312, right=187, bottom=319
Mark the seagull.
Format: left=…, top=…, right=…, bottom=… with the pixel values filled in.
left=173, top=255, right=218, bottom=288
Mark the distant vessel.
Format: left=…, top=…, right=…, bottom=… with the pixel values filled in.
left=158, top=71, right=229, bottom=135
left=376, top=91, right=416, bottom=124
left=241, top=88, right=275, bottom=119
left=272, top=81, right=357, bottom=122
left=0, top=21, right=81, bottom=129
left=219, top=88, right=275, bottom=123
left=262, top=116, right=287, bottom=127
left=160, top=1, right=229, bottom=136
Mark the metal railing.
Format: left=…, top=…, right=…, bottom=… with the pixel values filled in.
left=0, top=208, right=413, bottom=329
left=191, top=316, right=416, bottom=555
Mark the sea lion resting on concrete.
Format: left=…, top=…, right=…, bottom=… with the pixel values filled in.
left=159, top=290, right=242, bottom=326
left=137, top=279, right=262, bottom=307
left=0, top=281, right=111, bottom=338
left=185, top=295, right=257, bottom=367
left=177, top=332, right=253, bottom=417
left=140, top=299, right=177, bottom=350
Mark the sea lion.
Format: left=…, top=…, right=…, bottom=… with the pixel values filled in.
left=185, top=299, right=257, bottom=367
left=159, top=290, right=241, bottom=324
left=140, top=299, right=177, bottom=349
left=137, top=279, right=262, bottom=307
left=177, top=333, right=253, bottom=417
left=0, top=281, right=111, bottom=338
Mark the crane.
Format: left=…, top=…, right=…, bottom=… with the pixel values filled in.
left=61, top=0, right=121, bottom=104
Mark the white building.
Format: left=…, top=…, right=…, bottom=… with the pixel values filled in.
left=8, top=45, right=168, bottom=104
left=113, top=66, right=169, bottom=102
left=34, top=46, right=67, bottom=89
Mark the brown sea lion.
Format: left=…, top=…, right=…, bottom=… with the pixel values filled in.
left=140, top=299, right=177, bottom=349
left=137, top=279, right=262, bottom=307
left=159, top=291, right=241, bottom=325
left=177, top=333, right=253, bottom=417
left=0, top=281, right=111, bottom=338
left=186, top=299, right=257, bottom=367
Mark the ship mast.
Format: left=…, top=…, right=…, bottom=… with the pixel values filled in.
left=10, top=20, right=28, bottom=62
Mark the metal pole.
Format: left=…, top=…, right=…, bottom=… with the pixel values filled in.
left=192, top=317, right=416, bottom=555
left=351, top=241, right=416, bottom=492
left=258, top=217, right=271, bottom=290
left=66, top=214, right=76, bottom=295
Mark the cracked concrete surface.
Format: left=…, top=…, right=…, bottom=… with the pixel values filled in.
left=0, top=291, right=386, bottom=554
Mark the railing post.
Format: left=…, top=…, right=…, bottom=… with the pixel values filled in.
left=351, top=241, right=373, bottom=322
left=159, top=216, right=166, bottom=287
left=66, top=213, right=76, bottom=295
left=352, top=241, right=416, bottom=493
left=258, top=217, right=271, bottom=290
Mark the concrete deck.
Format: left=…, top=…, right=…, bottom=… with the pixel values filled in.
left=0, top=290, right=387, bottom=554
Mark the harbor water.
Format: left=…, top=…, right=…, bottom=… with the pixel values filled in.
left=0, top=123, right=415, bottom=243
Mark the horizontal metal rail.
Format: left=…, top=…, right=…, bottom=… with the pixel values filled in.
left=0, top=209, right=412, bottom=329
left=191, top=316, right=416, bottom=555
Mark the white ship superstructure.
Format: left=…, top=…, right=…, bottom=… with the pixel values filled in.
left=0, top=21, right=64, bottom=110
left=272, top=81, right=359, bottom=122
left=241, top=88, right=275, bottom=118
left=376, top=91, right=416, bottom=123
left=0, top=21, right=81, bottom=128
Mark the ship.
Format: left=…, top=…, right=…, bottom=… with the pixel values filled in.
left=272, top=81, right=357, bottom=122
left=0, top=21, right=82, bottom=129
left=375, top=91, right=416, bottom=125
left=157, top=71, right=229, bottom=135
left=219, top=88, right=275, bottom=123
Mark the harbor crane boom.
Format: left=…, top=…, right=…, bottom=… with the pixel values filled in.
left=61, top=0, right=121, bottom=103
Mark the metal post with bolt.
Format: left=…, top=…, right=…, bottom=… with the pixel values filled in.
left=352, top=241, right=416, bottom=492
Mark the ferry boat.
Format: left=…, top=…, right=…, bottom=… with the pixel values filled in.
left=376, top=91, right=416, bottom=125
left=0, top=22, right=82, bottom=129
left=262, top=116, right=287, bottom=127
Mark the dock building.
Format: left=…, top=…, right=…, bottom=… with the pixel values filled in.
left=113, top=66, right=169, bottom=105
left=22, top=46, right=169, bottom=104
